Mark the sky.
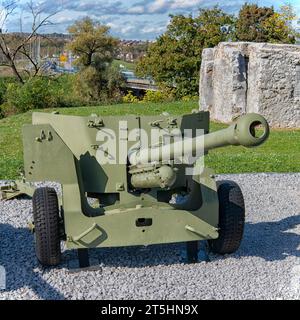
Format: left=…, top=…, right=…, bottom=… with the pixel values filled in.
left=1, top=0, right=300, bottom=40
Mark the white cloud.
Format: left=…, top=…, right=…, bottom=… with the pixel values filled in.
left=6, top=0, right=300, bottom=40
left=141, top=25, right=166, bottom=34
left=106, top=22, right=118, bottom=29
left=148, top=0, right=170, bottom=13
left=127, top=5, right=145, bottom=14
left=170, top=0, right=203, bottom=10
left=119, top=24, right=137, bottom=34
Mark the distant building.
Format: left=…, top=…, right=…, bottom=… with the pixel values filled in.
left=116, top=40, right=149, bottom=62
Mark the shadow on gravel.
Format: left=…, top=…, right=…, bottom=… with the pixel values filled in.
left=64, top=215, right=300, bottom=268
left=239, top=215, right=300, bottom=261
left=0, top=224, right=64, bottom=300
left=1, top=214, right=300, bottom=296
left=62, top=242, right=186, bottom=271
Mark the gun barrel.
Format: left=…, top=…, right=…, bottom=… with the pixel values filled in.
left=128, top=113, right=270, bottom=166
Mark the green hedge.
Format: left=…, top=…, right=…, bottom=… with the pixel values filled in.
left=0, top=75, right=79, bottom=118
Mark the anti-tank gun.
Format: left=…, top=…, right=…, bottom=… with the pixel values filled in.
left=128, top=113, right=269, bottom=190
left=1, top=110, right=269, bottom=267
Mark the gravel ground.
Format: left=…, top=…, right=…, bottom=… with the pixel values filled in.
left=0, top=173, right=299, bottom=300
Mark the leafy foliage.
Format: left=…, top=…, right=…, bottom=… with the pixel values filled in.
left=67, top=17, right=124, bottom=104
left=1, top=76, right=77, bottom=117
left=235, top=3, right=297, bottom=43
left=136, top=7, right=235, bottom=98
left=122, top=91, right=139, bottom=103
left=0, top=78, right=11, bottom=105
left=261, top=4, right=299, bottom=43
left=73, top=65, right=125, bottom=104
left=67, top=17, right=118, bottom=67
left=261, top=13, right=294, bottom=43
left=137, top=4, right=299, bottom=98
left=235, top=3, right=275, bottom=42
left=142, top=90, right=174, bottom=103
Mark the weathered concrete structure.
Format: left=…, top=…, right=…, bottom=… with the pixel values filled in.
left=200, top=42, right=300, bottom=128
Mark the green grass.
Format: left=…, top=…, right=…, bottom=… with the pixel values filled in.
left=112, top=59, right=136, bottom=71
left=0, top=101, right=299, bottom=179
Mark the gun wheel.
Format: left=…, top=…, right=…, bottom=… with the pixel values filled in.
left=32, top=187, right=61, bottom=266
left=208, top=180, right=245, bottom=255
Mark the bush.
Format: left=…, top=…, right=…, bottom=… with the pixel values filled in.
left=0, top=79, right=10, bottom=118
left=0, top=77, right=17, bottom=105
left=2, top=76, right=78, bottom=116
left=123, top=89, right=175, bottom=104
left=0, top=80, right=7, bottom=105
left=73, top=65, right=125, bottom=105
left=142, top=90, right=174, bottom=103
left=0, top=102, right=18, bottom=118
left=73, top=67, right=101, bottom=104
left=122, top=91, right=139, bottom=103
left=181, top=95, right=199, bottom=102
left=0, top=69, right=126, bottom=118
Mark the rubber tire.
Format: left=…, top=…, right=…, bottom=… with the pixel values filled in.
left=32, top=187, right=61, bottom=266
left=208, top=180, right=245, bottom=255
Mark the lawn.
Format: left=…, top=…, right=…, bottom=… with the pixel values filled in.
left=0, top=101, right=299, bottom=179
left=112, top=59, right=136, bottom=71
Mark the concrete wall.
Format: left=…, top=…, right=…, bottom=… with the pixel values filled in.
left=199, top=42, right=300, bottom=128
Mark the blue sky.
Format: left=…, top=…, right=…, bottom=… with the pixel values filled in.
left=1, top=0, right=300, bottom=39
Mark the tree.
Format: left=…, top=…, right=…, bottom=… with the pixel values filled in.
left=282, top=3, right=300, bottom=40
left=261, top=12, right=294, bottom=44
left=67, top=17, right=123, bottom=103
left=0, top=1, right=58, bottom=83
left=67, top=17, right=118, bottom=68
left=235, top=3, right=274, bottom=42
left=136, top=7, right=235, bottom=97
left=280, top=3, right=297, bottom=25
left=235, top=3, right=297, bottom=43
left=73, top=64, right=125, bottom=103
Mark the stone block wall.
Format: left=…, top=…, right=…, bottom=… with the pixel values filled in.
left=199, top=42, right=300, bottom=128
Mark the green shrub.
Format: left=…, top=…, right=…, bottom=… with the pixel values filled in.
left=105, top=65, right=126, bottom=102
left=123, top=89, right=175, bottom=104
left=0, top=102, right=18, bottom=118
left=73, top=67, right=100, bottom=104
left=0, top=77, right=20, bottom=118
left=73, top=65, right=125, bottom=105
left=0, top=77, right=17, bottom=105
left=181, top=95, right=199, bottom=102
left=142, top=90, right=174, bottom=103
left=0, top=80, right=7, bottom=105
left=122, top=91, right=139, bottom=103
left=0, top=105, right=4, bottom=119
left=3, top=76, right=78, bottom=116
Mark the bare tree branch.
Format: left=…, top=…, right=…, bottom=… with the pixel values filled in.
left=19, top=44, right=40, bottom=76
left=0, top=1, right=60, bottom=83
left=0, top=1, right=17, bottom=31
left=12, top=3, right=58, bottom=60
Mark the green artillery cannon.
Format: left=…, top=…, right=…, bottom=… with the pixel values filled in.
left=3, top=111, right=269, bottom=267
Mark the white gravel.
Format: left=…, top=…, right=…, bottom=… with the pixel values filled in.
left=0, top=173, right=300, bottom=300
